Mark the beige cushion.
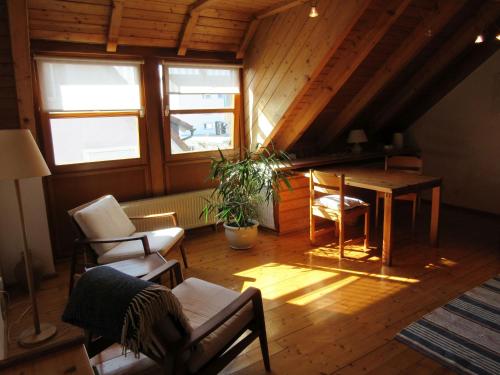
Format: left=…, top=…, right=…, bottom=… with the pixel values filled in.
left=315, top=194, right=366, bottom=211
left=74, top=195, right=136, bottom=256
left=172, top=278, right=254, bottom=373
left=97, top=227, right=184, bottom=264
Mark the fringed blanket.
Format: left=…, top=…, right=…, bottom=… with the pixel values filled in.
left=62, top=266, right=190, bottom=356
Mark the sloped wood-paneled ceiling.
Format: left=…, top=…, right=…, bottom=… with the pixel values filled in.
left=27, top=0, right=308, bottom=57
left=25, top=0, right=500, bottom=150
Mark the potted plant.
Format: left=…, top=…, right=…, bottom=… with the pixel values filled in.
left=202, top=147, right=291, bottom=249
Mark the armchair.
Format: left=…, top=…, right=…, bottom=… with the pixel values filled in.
left=68, top=195, right=188, bottom=292
left=83, top=260, right=271, bottom=374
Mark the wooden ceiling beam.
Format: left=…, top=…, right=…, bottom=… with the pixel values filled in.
left=106, top=0, right=124, bottom=52
left=255, top=0, right=309, bottom=20
left=6, top=0, right=37, bottom=138
left=370, top=2, right=500, bottom=133
left=236, top=18, right=260, bottom=59
left=319, top=0, right=469, bottom=148
left=178, top=0, right=218, bottom=56
left=270, top=0, right=411, bottom=151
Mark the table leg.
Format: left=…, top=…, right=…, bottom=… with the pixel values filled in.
left=382, top=193, right=393, bottom=266
left=430, top=185, right=441, bottom=247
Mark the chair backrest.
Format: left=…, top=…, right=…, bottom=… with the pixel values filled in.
left=385, top=155, right=423, bottom=174
left=68, top=195, right=136, bottom=256
left=309, top=170, right=346, bottom=211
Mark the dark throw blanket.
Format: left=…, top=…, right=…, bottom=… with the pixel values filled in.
left=63, top=266, right=190, bottom=356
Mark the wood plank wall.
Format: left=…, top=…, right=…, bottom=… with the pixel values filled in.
left=242, top=0, right=370, bottom=151
left=0, top=0, right=19, bottom=130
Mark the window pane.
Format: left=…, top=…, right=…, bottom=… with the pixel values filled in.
left=170, top=94, right=234, bottom=110
left=171, top=113, right=233, bottom=154
left=50, top=116, right=140, bottom=165
left=38, top=59, right=142, bottom=111
left=167, top=66, right=240, bottom=94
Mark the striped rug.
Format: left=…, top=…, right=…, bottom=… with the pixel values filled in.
left=396, top=275, right=500, bottom=375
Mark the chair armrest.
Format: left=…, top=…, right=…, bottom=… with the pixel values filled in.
left=76, top=234, right=151, bottom=255
left=140, top=258, right=183, bottom=285
left=182, top=287, right=262, bottom=349
left=128, top=212, right=179, bottom=227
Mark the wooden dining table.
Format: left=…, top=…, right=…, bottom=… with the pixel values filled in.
left=320, top=166, right=442, bottom=266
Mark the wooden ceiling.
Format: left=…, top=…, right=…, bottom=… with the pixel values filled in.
left=27, top=0, right=309, bottom=57
left=248, top=0, right=500, bottom=153
left=24, top=0, right=500, bottom=151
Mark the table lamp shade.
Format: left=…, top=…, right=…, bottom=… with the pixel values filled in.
left=0, top=129, right=51, bottom=181
left=347, top=129, right=368, bottom=144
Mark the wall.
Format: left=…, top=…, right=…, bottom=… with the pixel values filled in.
left=406, top=49, right=500, bottom=214
left=243, top=0, right=370, bottom=151
left=0, top=0, right=55, bottom=283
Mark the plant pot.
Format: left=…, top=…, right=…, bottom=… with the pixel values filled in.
left=223, top=220, right=259, bottom=249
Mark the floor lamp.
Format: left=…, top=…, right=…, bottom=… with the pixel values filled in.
left=0, top=129, right=57, bottom=347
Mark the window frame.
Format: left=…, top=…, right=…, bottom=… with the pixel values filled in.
left=34, top=55, right=148, bottom=173
left=161, top=63, right=242, bottom=161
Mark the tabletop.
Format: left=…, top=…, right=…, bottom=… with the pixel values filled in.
left=319, top=166, right=442, bottom=195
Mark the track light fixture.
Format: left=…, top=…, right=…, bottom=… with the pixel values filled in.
left=309, top=1, right=319, bottom=18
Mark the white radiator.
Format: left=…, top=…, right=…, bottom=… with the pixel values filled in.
left=121, top=189, right=217, bottom=232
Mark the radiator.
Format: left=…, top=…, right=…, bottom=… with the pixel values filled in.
left=121, top=189, right=217, bottom=232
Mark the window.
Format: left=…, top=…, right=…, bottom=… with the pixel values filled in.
left=36, top=57, right=144, bottom=166
left=164, top=64, right=240, bottom=155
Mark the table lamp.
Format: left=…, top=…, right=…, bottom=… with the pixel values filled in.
left=0, top=129, right=57, bottom=347
left=347, top=129, right=368, bottom=154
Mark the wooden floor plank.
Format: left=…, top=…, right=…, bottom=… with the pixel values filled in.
left=3, top=205, right=499, bottom=374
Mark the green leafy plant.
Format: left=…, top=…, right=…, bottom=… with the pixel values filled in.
left=202, top=146, right=292, bottom=227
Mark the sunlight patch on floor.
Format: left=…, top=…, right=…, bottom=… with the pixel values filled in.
left=293, top=262, right=420, bottom=284
left=307, top=245, right=379, bottom=261
left=235, top=263, right=338, bottom=300
left=287, top=275, right=360, bottom=306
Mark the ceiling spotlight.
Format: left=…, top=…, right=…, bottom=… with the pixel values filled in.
left=309, top=1, right=319, bottom=18
left=496, top=34, right=500, bottom=41
left=475, top=34, right=484, bottom=44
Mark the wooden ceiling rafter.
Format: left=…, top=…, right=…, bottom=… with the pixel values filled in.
left=106, top=0, right=124, bottom=52
left=177, top=0, right=218, bottom=56
left=270, top=0, right=413, bottom=151
left=370, top=2, right=500, bottom=133
left=236, top=17, right=260, bottom=59
left=319, top=0, right=470, bottom=149
left=255, top=0, right=309, bottom=20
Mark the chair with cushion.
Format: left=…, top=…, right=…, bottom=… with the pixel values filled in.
left=71, top=261, right=270, bottom=375
left=68, top=195, right=188, bottom=292
left=309, top=170, right=370, bottom=257
left=375, top=155, right=423, bottom=232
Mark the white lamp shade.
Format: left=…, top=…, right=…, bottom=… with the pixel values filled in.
left=0, top=129, right=51, bottom=181
left=347, top=129, right=368, bottom=144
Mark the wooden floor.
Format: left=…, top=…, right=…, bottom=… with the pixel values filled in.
left=5, top=204, right=500, bottom=374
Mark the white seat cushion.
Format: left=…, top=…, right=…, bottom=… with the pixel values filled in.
left=74, top=195, right=136, bottom=256
left=97, top=227, right=184, bottom=264
left=172, top=278, right=254, bottom=373
left=314, top=194, right=366, bottom=211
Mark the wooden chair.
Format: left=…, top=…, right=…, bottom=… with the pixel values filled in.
left=68, top=195, right=188, bottom=293
left=83, top=260, right=271, bottom=375
left=375, top=155, right=423, bottom=231
left=309, top=170, right=370, bottom=257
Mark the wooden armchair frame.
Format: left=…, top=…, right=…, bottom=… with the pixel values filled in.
left=68, top=196, right=188, bottom=293
left=84, top=260, right=271, bottom=375
left=310, top=170, right=370, bottom=257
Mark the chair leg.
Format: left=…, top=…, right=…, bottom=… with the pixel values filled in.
left=179, top=244, right=188, bottom=268
left=253, top=294, right=271, bottom=372
left=310, top=213, right=316, bottom=244
left=339, top=218, right=344, bottom=258
left=364, top=209, right=370, bottom=251
left=375, top=194, right=380, bottom=229
left=69, top=246, right=78, bottom=296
